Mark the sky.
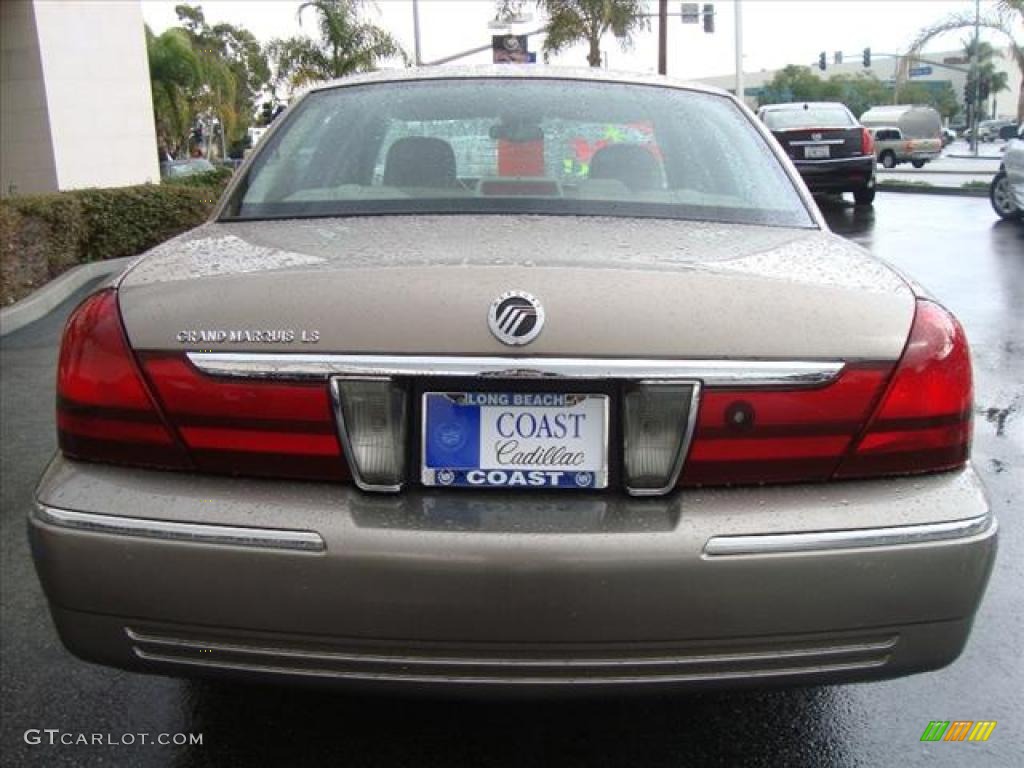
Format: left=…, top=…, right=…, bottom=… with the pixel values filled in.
left=139, top=0, right=1006, bottom=81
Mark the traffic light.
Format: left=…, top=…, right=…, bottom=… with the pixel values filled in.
left=818, top=51, right=827, bottom=71
left=703, top=4, right=714, bottom=33
left=979, top=76, right=991, bottom=102
left=862, top=47, right=871, bottom=68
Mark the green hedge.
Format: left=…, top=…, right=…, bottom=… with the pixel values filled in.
left=1, top=172, right=231, bottom=306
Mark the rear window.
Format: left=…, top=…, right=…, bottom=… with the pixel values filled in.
left=225, top=78, right=813, bottom=229
left=762, top=106, right=855, bottom=131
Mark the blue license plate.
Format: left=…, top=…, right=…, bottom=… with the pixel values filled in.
left=421, top=392, right=609, bottom=489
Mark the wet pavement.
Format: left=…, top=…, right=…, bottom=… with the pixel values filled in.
left=2, top=193, right=1022, bottom=767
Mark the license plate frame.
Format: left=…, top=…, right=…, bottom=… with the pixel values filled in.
left=804, top=145, right=831, bottom=159
left=420, top=392, right=610, bottom=490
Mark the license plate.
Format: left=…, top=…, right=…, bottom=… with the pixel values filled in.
left=805, top=145, right=830, bottom=159
left=421, top=392, right=609, bottom=489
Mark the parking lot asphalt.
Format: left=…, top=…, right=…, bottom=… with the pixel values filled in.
left=1, top=194, right=1022, bottom=767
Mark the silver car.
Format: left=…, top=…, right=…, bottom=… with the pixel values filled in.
left=991, top=124, right=1024, bottom=220
left=32, top=68, right=996, bottom=692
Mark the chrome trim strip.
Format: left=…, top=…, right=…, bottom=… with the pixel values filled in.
left=624, top=381, right=701, bottom=497
left=126, top=628, right=896, bottom=668
left=789, top=139, right=847, bottom=146
left=188, top=354, right=844, bottom=389
left=704, top=515, right=995, bottom=557
left=132, top=649, right=889, bottom=685
left=32, top=504, right=325, bottom=552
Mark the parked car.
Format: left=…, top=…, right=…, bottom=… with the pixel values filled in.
left=867, top=126, right=941, bottom=169
left=978, top=119, right=1016, bottom=142
left=32, top=68, right=995, bottom=693
left=160, top=157, right=216, bottom=179
left=941, top=128, right=957, bottom=147
left=860, top=105, right=943, bottom=168
left=757, top=101, right=876, bottom=205
left=990, top=124, right=1024, bottom=220
left=997, top=123, right=1020, bottom=142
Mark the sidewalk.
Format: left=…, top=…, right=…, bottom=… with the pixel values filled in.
left=875, top=147, right=1003, bottom=190
left=942, top=139, right=1009, bottom=161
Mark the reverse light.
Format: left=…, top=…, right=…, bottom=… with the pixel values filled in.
left=623, top=382, right=700, bottom=495
left=330, top=378, right=408, bottom=491
left=57, top=290, right=189, bottom=469
left=836, top=300, right=972, bottom=478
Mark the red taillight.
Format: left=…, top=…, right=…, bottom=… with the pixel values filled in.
left=681, top=364, right=893, bottom=486
left=138, top=354, right=348, bottom=482
left=861, top=127, right=874, bottom=156
left=57, top=290, right=189, bottom=468
left=835, top=300, right=972, bottom=478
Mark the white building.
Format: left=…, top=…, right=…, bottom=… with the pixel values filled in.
left=1, top=0, right=159, bottom=197
left=699, top=47, right=1022, bottom=121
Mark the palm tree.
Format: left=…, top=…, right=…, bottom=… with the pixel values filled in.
left=146, top=26, right=201, bottom=158
left=532, top=0, right=649, bottom=68
left=906, top=4, right=1023, bottom=121
left=268, top=0, right=406, bottom=92
left=176, top=5, right=270, bottom=155
left=963, top=39, right=1010, bottom=122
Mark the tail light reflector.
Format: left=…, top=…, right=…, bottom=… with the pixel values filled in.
left=138, top=354, right=348, bottom=482
left=57, top=290, right=189, bottom=469
left=681, top=364, right=893, bottom=486
left=836, top=300, right=972, bottom=478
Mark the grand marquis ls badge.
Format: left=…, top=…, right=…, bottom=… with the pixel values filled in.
left=488, top=291, right=544, bottom=346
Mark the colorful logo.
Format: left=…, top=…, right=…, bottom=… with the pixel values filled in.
left=920, top=721, right=997, bottom=742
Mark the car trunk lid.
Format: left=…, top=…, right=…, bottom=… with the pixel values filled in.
left=772, top=127, right=866, bottom=162
left=118, top=215, right=914, bottom=361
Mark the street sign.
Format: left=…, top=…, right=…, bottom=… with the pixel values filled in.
left=909, top=65, right=933, bottom=78
left=681, top=3, right=700, bottom=23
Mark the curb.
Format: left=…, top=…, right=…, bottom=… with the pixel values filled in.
left=945, top=154, right=1003, bottom=161
left=877, top=183, right=989, bottom=198
left=0, top=257, right=133, bottom=337
left=878, top=168, right=996, bottom=176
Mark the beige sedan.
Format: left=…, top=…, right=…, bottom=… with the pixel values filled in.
left=31, top=67, right=996, bottom=692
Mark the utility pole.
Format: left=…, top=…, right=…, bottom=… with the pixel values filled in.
left=734, top=0, right=743, bottom=103
left=971, top=0, right=981, bottom=156
left=893, top=56, right=899, bottom=105
left=658, top=0, right=668, bottom=75
left=412, top=0, right=422, bottom=66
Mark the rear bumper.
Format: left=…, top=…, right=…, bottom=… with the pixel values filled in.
left=792, top=156, right=875, bottom=192
left=31, top=456, right=997, bottom=691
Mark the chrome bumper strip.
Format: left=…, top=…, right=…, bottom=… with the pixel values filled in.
left=704, top=514, right=995, bottom=557
left=32, top=504, right=325, bottom=552
left=186, top=353, right=844, bottom=389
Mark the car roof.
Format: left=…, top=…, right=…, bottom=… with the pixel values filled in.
left=302, top=65, right=730, bottom=98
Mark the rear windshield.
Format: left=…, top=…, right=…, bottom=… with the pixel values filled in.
left=224, top=78, right=813, bottom=229
left=762, top=106, right=855, bottom=131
